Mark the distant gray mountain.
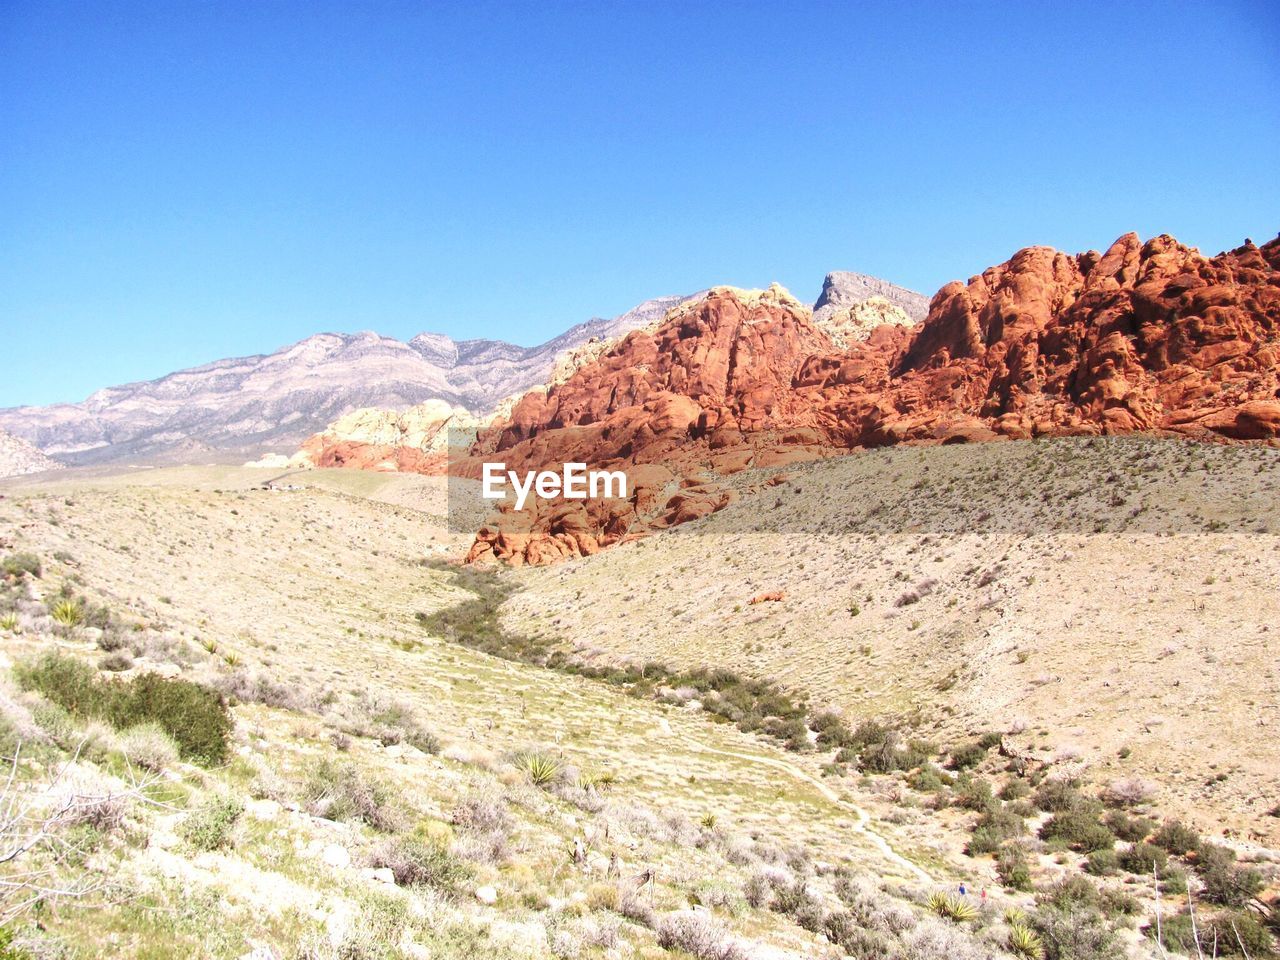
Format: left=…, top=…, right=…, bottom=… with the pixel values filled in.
left=0, top=294, right=696, bottom=465
left=813, top=271, right=930, bottom=325
left=0, top=272, right=927, bottom=466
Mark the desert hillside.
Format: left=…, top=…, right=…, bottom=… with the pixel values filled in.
left=503, top=437, right=1280, bottom=846
left=1, top=458, right=1276, bottom=957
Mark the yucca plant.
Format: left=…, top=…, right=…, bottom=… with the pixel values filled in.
left=50, top=599, right=83, bottom=627
left=222, top=651, right=240, bottom=667
left=519, top=752, right=561, bottom=787
left=699, top=811, right=718, bottom=829
left=927, top=890, right=978, bottom=922
left=1008, top=921, right=1045, bottom=959
left=0, top=613, right=19, bottom=632
left=201, top=638, right=218, bottom=653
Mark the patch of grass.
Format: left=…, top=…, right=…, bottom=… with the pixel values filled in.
left=178, top=794, right=243, bottom=851
left=0, top=554, right=42, bottom=580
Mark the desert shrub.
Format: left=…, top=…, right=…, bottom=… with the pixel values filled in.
left=1118, top=842, right=1168, bottom=875
left=949, top=739, right=989, bottom=770
left=1034, top=778, right=1092, bottom=813
left=302, top=758, right=401, bottom=831
left=968, top=805, right=1026, bottom=855
left=1102, top=777, right=1153, bottom=807
left=98, top=650, right=133, bottom=672
left=690, top=879, right=746, bottom=915
left=1103, top=810, right=1155, bottom=842
left=119, top=723, right=180, bottom=772
left=368, top=836, right=470, bottom=893
left=14, top=653, right=231, bottom=764
left=1037, top=876, right=1101, bottom=912
left=1032, top=906, right=1124, bottom=960
left=822, top=911, right=895, bottom=959
left=1152, top=820, right=1201, bottom=856
left=1198, top=844, right=1264, bottom=907
left=450, top=783, right=511, bottom=835
left=997, top=843, right=1033, bottom=890
left=1152, top=911, right=1275, bottom=957
left=617, top=885, right=657, bottom=927
left=0, top=554, right=42, bottom=580
left=179, top=794, right=243, bottom=851
left=655, top=911, right=748, bottom=960
left=810, top=710, right=854, bottom=749
left=908, top=764, right=947, bottom=792
left=742, top=870, right=773, bottom=909
left=955, top=775, right=995, bottom=811
left=1039, top=810, right=1114, bottom=852
left=1084, top=849, right=1119, bottom=876
left=1000, top=778, right=1031, bottom=801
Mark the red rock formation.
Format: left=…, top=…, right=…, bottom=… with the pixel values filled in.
left=463, top=233, right=1280, bottom=564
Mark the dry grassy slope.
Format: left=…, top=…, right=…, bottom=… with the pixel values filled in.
left=502, top=438, right=1280, bottom=845
left=0, top=465, right=960, bottom=958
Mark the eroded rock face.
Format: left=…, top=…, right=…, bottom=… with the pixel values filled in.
left=465, top=232, right=1280, bottom=564
left=294, top=400, right=485, bottom=473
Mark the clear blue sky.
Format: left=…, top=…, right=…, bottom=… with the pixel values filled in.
left=2, top=1, right=1278, bottom=408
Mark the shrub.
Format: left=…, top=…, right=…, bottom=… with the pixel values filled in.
left=1034, top=778, right=1090, bottom=813
left=1152, top=911, right=1275, bottom=957
left=119, top=723, right=180, bottom=772
left=1102, top=777, right=1153, bottom=807
left=179, top=794, right=243, bottom=851
left=969, top=806, right=1026, bottom=855
left=98, top=651, right=134, bottom=672
left=1104, top=810, right=1155, bottom=843
left=997, top=844, right=1033, bottom=891
left=1084, top=849, right=1119, bottom=876
left=302, top=759, right=401, bottom=831
left=1118, top=842, right=1168, bottom=875
left=1198, top=844, right=1264, bottom=907
left=1039, top=810, right=1114, bottom=852
left=954, top=775, right=995, bottom=810
left=1152, top=820, right=1201, bottom=856
left=1037, top=876, right=1101, bottom=912
left=908, top=764, right=947, bottom=792
left=1033, top=906, right=1124, bottom=960
left=14, top=653, right=231, bottom=764
left=655, top=911, right=748, bottom=960
left=949, top=739, right=989, bottom=770
left=368, top=836, right=470, bottom=892
left=1000, top=778, right=1031, bottom=801
left=1, top=554, right=42, bottom=579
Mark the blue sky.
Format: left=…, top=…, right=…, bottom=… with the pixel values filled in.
left=2, top=1, right=1278, bottom=408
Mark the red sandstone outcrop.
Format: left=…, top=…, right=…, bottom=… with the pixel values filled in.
left=293, top=400, right=484, bottom=473
left=464, top=232, right=1279, bottom=564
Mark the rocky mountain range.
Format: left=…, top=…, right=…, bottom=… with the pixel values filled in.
left=457, top=230, right=1280, bottom=564
left=0, top=293, right=702, bottom=465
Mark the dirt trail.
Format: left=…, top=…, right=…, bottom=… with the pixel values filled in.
left=685, top=741, right=933, bottom=884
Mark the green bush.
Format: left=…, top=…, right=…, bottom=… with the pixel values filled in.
left=1151, top=911, right=1275, bottom=957
left=1039, top=810, right=1114, bottom=852
left=1084, top=849, right=1119, bottom=876
left=14, top=652, right=231, bottom=764
left=1034, top=779, right=1094, bottom=813
left=999, top=779, right=1031, bottom=801
left=1197, top=844, right=1264, bottom=907
left=1104, top=810, right=1155, bottom=843
left=0, top=554, right=42, bottom=580
left=997, top=843, right=1033, bottom=891
left=1118, top=842, right=1168, bottom=875
left=1032, top=905, right=1124, bottom=960
left=1152, top=820, right=1201, bottom=856
left=969, top=805, right=1026, bottom=855
left=179, top=794, right=243, bottom=851
left=949, top=739, right=990, bottom=770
